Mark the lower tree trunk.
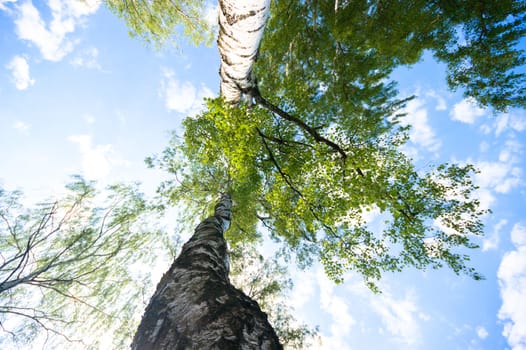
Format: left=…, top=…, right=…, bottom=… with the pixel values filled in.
left=131, top=195, right=282, bottom=349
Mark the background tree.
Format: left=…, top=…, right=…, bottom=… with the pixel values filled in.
left=229, top=244, right=318, bottom=349
left=0, top=177, right=169, bottom=349
left=105, top=0, right=214, bottom=47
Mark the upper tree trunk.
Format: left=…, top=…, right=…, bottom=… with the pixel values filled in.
left=218, top=0, right=270, bottom=103
left=131, top=195, right=282, bottom=349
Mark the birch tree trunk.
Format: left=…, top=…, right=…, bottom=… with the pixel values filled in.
left=131, top=195, right=282, bottom=349
left=218, top=0, right=270, bottom=103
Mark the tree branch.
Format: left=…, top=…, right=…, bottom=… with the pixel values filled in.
left=256, top=127, right=335, bottom=239
left=252, top=88, right=348, bottom=160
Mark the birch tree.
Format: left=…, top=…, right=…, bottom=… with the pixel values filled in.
left=146, top=0, right=525, bottom=289
left=112, top=0, right=525, bottom=347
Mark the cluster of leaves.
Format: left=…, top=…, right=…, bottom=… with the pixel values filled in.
left=0, top=177, right=170, bottom=349
left=146, top=100, right=265, bottom=247
left=105, top=0, right=215, bottom=47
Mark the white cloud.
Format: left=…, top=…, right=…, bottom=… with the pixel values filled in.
left=401, top=98, right=441, bottom=153
left=290, top=270, right=316, bottom=310
left=475, top=161, right=522, bottom=194
left=12, top=120, right=30, bottom=133
left=450, top=98, right=486, bottom=124
left=370, top=290, right=422, bottom=346
left=313, top=270, right=355, bottom=350
left=204, top=4, right=219, bottom=29
left=83, top=113, right=95, bottom=124
left=496, top=114, right=510, bottom=136
left=160, top=69, right=214, bottom=115
left=511, top=223, right=526, bottom=246
left=483, top=219, right=507, bottom=252
left=473, top=188, right=496, bottom=212
left=498, top=223, right=526, bottom=350
left=473, top=139, right=523, bottom=195
left=5, top=55, right=35, bottom=90
left=425, top=90, right=447, bottom=111
left=68, top=134, right=129, bottom=180
left=495, top=112, right=526, bottom=136
left=14, top=0, right=101, bottom=61
left=70, top=46, right=101, bottom=70
left=0, top=0, right=16, bottom=13
left=476, top=326, right=489, bottom=340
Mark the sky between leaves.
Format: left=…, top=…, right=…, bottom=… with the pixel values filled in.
left=0, top=1, right=526, bottom=349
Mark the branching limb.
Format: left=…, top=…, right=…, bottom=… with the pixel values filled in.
left=256, top=127, right=335, bottom=239
left=252, top=88, right=348, bottom=160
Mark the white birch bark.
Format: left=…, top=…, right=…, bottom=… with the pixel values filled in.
left=218, top=0, right=271, bottom=103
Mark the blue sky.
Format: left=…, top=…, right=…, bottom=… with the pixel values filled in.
left=1, top=1, right=525, bottom=349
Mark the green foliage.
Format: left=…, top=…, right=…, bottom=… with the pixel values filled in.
left=0, top=177, right=170, bottom=349
left=435, top=0, right=526, bottom=110
left=257, top=0, right=525, bottom=112
left=150, top=93, right=487, bottom=290
left=145, top=0, right=521, bottom=290
left=105, top=0, right=214, bottom=47
left=147, top=98, right=265, bottom=246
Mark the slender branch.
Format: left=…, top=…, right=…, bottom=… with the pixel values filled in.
left=257, top=129, right=315, bottom=149
left=0, top=212, right=21, bottom=252
left=0, top=308, right=84, bottom=345
left=27, top=282, right=114, bottom=319
left=252, top=88, right=348, bottom=160
left=256, top=128, right=304, bottom=200
left=0, top=320, right=16, bottom=339
left=256, top=127, right=335, bottom=239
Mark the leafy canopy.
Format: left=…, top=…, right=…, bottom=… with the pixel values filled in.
left=258, top=0, right=525, bottom=112
left=147, top=0, right=523, bottom=289
left=149, top=97, right=486, bottom=291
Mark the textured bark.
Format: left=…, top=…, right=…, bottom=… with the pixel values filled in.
left=218, top=0, right=270, bottom=103
left=131, top=195, right=282, bottom=349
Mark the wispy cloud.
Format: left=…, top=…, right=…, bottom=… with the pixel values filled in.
left=0, top=0, right=16, bottom=13
left=83, top=113, right=96, bottom=124
left=312, top=270, right=355, bottom=350
left=160, top=69, right=214, bottom=115
left=465, top=137, right=524, bottom=212
left=371, top=290, right=423, bottom=346
left=12, top=120, right=31, bottom=133
left=425, top=90, right=447, bottom=111
left=450, top=98, right=486, bottom=124
left=495, top=112, right=526, bottom=137
left=476, top=326, right=489, bottom=340
left=400, top=97, right=442, bottom=153
left=70, top=46, right=102, bottom=70
left=68, top=134, right=129, bottom=180
left=6, top=55, right=35, bottom=90
left=498, top=223, right=526, bottom=350
left=14, top=0, right=101, bottom=61
left=483, top=219, right=507, bottom=252
left=474, top=139, right=523, bottom=195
